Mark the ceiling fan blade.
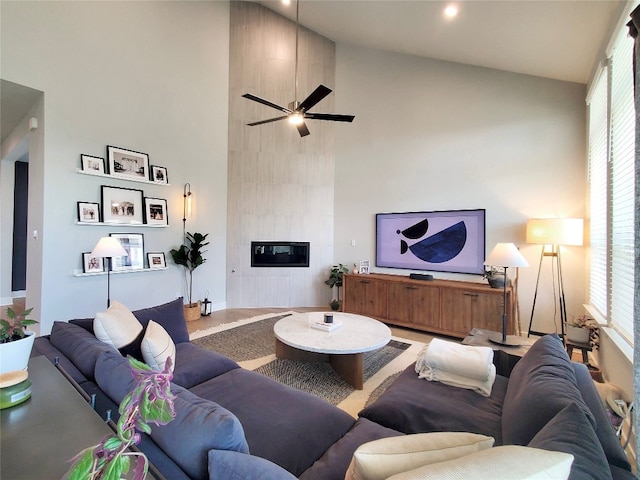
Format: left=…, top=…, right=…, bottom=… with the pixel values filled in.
left=247, top=115, right=289, bottom=126
left=298, top=85, right=332, bottom=112
left=297, top=121, right=310, bottom=137
left=305, top=113, right=355, bottom=123
left=242, top=93, right=292, bottom=114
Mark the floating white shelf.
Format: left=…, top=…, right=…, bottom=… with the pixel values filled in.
left=76, top=168, right=171, bottom=186
left=73, top=267, right=168, bottom=277
left=75, top=222, right=169, bottom=228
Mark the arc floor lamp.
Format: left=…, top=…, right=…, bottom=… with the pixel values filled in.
left=526, top=218, right=584, bottom=341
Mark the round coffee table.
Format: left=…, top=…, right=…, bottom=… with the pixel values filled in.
left=273, top=312, right=391, bottom=389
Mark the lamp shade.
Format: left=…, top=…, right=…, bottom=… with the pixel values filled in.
left=91, top=237, right=127, bottom=258
left=484, top=243, right=529, bottom=268
left=526, top=218, right=583, bottom=246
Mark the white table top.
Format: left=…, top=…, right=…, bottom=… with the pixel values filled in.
left=274, top=312, right=391, bottom=355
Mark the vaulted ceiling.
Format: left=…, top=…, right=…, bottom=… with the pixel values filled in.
left=258, top=0, right=625, bottom=84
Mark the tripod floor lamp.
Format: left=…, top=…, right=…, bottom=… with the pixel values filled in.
left=91, top=237, right=127, bottom=308
left=526, top=218, right=584, bottom=341
left=484, top=242, right=529, bottom=346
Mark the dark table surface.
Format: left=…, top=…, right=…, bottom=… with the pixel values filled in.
left=0, top=355, right=113, bottom=479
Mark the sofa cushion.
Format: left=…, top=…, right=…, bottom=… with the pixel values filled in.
left=501, top=334, right=595, bottom=445
left=132, top=297, right=189, bottom=344
left=345, top=432, right=495, bottom=480
left=358, top=364, right=508, bottom=444
left=93, top=301, right=143, bottom=350
left=207, top=450, right=297, bottom=480
left=386, top=445, right=573, bottom=480
left=94, top=349, right=137, bottom=404
left=141, top=320, right=176, bottom=372
left=572, top=363, right=631, bottom=472
left=50, top=321, right=114, bottom=380
left=189, top=368, right=356, bottom=477
left=150, top=383, right=249, bottom=480
left=300, top=418, right=403, bottom=480
left=529, top=402, right=613, bottom=480
left=171, top=342, right=240, bottom=389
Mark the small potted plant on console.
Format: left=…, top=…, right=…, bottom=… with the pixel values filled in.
left=0, top=307, right=37, bottom=375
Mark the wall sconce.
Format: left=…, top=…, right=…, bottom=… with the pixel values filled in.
left=183, top=183, right=192, bottom=237
left=201, top=291, right=212, bottom=316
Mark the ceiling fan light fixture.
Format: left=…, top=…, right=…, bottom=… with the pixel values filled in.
left=288, top=112, right=304, bottom=125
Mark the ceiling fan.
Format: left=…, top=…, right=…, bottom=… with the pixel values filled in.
left=242, top=0, right=355, bottom=137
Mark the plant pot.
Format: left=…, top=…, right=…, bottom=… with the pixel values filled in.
left=566, top=325, right=590, bottom=344
left=0, top=331, right=35, bottom=375
left=329, top=300, right=341, bottom=311
left=486, top=273, right=506, bottom=289
left=184, top=302, right=201, bottom=322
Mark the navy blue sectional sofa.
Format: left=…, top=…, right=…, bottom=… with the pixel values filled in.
left=33, top=298, right=633, bottom=480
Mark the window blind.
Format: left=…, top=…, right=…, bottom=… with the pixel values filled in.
left=587, top=69, right=608, bottom=319
left=609, top=32, right=635, bottom=342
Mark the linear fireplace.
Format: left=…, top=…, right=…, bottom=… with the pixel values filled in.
left=251, top=241, right=310, bottom=267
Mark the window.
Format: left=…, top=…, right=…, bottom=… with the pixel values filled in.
left=586, top=24, right=636, bottom=344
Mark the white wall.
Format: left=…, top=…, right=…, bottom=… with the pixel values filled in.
left=334, top=45, right=587, bottom=335
left=1, top=1, right=230, bottom=333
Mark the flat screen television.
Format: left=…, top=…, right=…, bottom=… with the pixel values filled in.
left=376, top=209, right=486, bottom=275
left=251, top=241, right=310, bottom=268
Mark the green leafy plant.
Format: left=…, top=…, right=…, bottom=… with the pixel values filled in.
left=325, top=264, right=350, bottom=310
left=0, top=307, right=37, bottom=344
left=65, top=357, right=176, bottom=480
left=169, top=232, right=209, bottom=306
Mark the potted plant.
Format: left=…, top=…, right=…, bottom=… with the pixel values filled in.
left=0, top=307, right=37, bottom=375
left=482, top=266, right=506, bottom=289
left=65, top=357, right=175, bottom=480
left=325, top=264, right=350, bottom=311
left=170, top=232, right=209, bottom=322
left=566, top=314, right=598, bottom=344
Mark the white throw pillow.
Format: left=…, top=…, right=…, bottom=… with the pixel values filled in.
left=93, top=301, right=143, bottom=350
left=141, top=320, right=176, bottom=372
left=386, top=445, right=573, bottom=480
left=345, top=432, right=495, bottom=480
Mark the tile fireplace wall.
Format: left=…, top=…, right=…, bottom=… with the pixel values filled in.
left=226, top=2, right=335, bottom=307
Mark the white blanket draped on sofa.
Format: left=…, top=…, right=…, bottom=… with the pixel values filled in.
left=415, top=338, right=496, bottom=397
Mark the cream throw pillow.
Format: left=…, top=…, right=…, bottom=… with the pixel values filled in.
left=93, top=301, right=143, bottom=350
left=141, top=320, right=176, bottom=372
left=387, top=445, right=573, bottom=480
left=345, top=432, right=495, bottom=480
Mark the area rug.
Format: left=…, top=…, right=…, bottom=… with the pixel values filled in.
left=190, top=312, right=427, bottom=417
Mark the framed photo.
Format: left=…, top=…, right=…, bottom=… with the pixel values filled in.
left=375, top=209, right=486, bottom=275
left=359, top=260, right=370, bottom=274
left=101, top=185, right=144, bottom=224
left=150, top=165, right=168, bottom=184
left=147, top=252, right=166, bottom=269
left=77, top=201, right=101, bottom=223
left=109, top=233, right=144, bottom=271
left=144, top=197, right=168, bottom=226
left=82, top=252, right=104, bottom=273
left=80, top=154, right=105, bottom=174
left=106, top=145, right=149, bottom=180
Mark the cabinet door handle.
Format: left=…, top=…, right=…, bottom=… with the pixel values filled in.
left=405, top=286, right=417, bottom=290
left=359, top=280, right=370, bottom=285
left=463, top=293, right=479, bottom=297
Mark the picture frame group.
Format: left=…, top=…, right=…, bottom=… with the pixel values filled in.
left=79, top=146, right=168, bottom=184
left=77, top=186, right=168, bottom=226
left=82, top=236, right=168, bottom=273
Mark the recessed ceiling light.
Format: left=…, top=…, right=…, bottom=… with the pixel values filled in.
left=282, top=0, right=291, bottom=5
left=444, top=4, right=458, bottom=18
